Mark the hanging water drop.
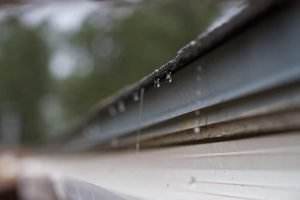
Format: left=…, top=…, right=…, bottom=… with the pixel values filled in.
left=166, top=72, right=173, bottom=83
left=154, top=78, right=161, bottom=88
left=108, top=106, right=117, bottom=116
left=117, top=101, right=126, bottom=112
left=133, top=92, right=139, bottom=102
left=194, top=127, right=200, bottom=133
left=157, top=78, right=161, bottom=88
left=190, top=40, right=196, bottom=46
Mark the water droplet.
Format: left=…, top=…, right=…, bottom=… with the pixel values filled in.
left=177, top=47, right=185, bottom=55
left=108, top=106, right=117, bottom=116
left=136, top=88, right=145, bottom=153
left=190, top=40, right=196, bottom=46
left=166, top=72, right=173, bottom=83
left=154, top=78, right=161, bottom=88
left=133, top=92, right=139, bottom=101
left=194, top=127, right=200, bottom=133
left=117, top=101, right=126, bottom=112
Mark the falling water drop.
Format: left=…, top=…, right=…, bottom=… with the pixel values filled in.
left=154, top=78, right=161, bottom=88
left=117, top=101, right=126, bottom=112
left=166, top=72, right=173, bottom=83
left=136, top=88, right=145, bottom=152
left=194, top=110, right=201, bottom=133
left=108, top=106, right=117, bottom=116
left=133, top=92, right=139, bottom=102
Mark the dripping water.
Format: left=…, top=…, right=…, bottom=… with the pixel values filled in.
left=117, top=101, right=126, bottom=112
left=133, top=92, right=139, bottom=101
left=196, top=65, right=203, bottom=98
left=194, top=110, right=201, bottom=134
left=193, top=127, right=200, bottom=133
left=154, top=68, right=161, bottom=88
left=136, top=88, right=144, bottom=152
left=166, top=71, right=173, bottom=83
left=154, top=77, right=161, bottom=88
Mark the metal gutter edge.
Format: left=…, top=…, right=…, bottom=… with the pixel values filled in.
left=55, top=0, right=283, bottom=144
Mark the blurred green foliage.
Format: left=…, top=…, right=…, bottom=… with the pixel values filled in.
left=0, top=17, right=49, bottom=144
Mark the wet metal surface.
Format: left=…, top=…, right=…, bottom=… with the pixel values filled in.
left=0, top=0, right=258, bottom=145
left=63, top=1, right=300, bottom=150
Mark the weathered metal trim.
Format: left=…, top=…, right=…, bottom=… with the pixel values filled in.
left=107, top=83, right=300, bottom=149
left=61, top=1, right=300, bottom=151
left=139, top=110, right=300, bottom=149
left=57, top=0, right=284, bottom=144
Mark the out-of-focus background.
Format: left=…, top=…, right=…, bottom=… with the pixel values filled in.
left=0, top=0, right=223, bottom=146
